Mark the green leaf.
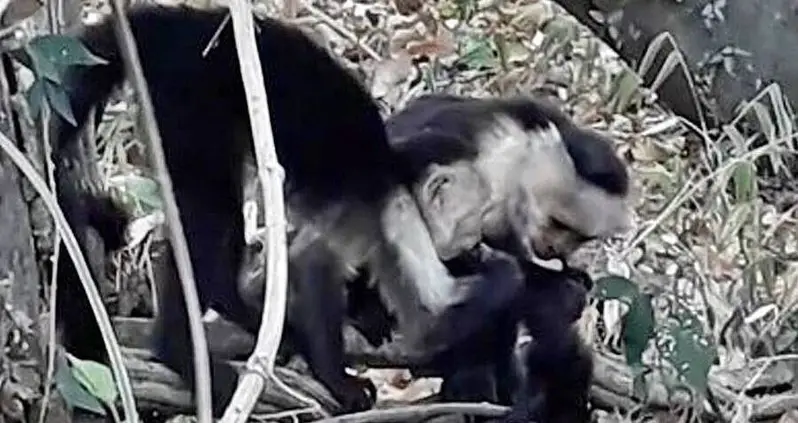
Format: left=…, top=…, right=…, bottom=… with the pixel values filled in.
left=25, top=36, right=109, bottom=117
left=452, top=0, right=476, bottom=20
left=111, top=174, right=163, bottom=213
left=55, top=352, right=106, bottom=415
left=609, top=68, right=642, bottom=114
left=24, top=34, right=107, bottom=125
left=25, top=43, right=62, bottom=84
left=457, top=37, right=497, bottom=70
left=593, top=275, right=640, bottom=304
left=67, top=353, right=119, bottom=407
left=622, top=293, right=655, bottom=368
left=28, top=34, right=108, bottom=68
left=731, top=161, right=756, bottom=203
left=26, top=78, right=46, bottom=120
left=668, top=325, right=716, bottom=395
left=44, top=79, right=76, bottom=126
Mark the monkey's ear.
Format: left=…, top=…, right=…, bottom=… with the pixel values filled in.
left=417, top=163, right=489, bottom=259
left=420, top=164, right=454, bottom=210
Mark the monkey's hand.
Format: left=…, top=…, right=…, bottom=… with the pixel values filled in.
left=562, top=266, right=593, bottom=291
left=335, top=375, right=377, bottom=413
left=520, top=261, right=590, bottom=326
left=414, top=249, right=523, bottom=357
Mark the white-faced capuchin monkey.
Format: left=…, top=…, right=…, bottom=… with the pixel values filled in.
left=49, top=5, right=485, bottom=417
left=239, top=92, right=632, bottom=420
left=379, top=93, right=633, bottom=422
left=387, top=93, right=632, bottom=264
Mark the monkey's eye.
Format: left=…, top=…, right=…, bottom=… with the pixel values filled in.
left=550, top=218, right=596, bottom=242
left=549, top=217, right=572, bottom=231
left=428, top=175, right=452, bottom=206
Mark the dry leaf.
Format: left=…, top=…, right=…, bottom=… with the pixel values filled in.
left=370, top=53, right=412, bottom=101
left=630, top=139, right=668, bottom=162
left=507, top=1, right=553, bottom=34
left=405, top=26, right=456, bottom=58
left=393, top=0, right=422, bottom=16
left=389, top=26, right=424, bottom=55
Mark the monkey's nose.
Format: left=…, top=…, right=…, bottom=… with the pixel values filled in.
left=533, top=245, right=559, bottom=260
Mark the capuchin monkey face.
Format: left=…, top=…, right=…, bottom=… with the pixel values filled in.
left=413, top=162, right=489, bottom=260
left=496, top=123, right=633, bottom=261
left=396, top=102, right=633, bottom=263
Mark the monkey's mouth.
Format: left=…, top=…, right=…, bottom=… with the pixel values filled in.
left=527, top=240, right=565, bottom=270
left=435, top=233, right=481, bottom=261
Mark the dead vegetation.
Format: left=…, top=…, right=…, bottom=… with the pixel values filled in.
left=41, top=0, right=798, bottom=421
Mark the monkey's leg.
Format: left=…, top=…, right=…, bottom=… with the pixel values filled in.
left=151, top=188, right=250, bottom=416
left=407, top=250, right=525, bottom=410
left=499, top=327, right=591, bottom=423
left=288, top=238, right=376, bottom=413
left=533, top=329, right=593, bottom=423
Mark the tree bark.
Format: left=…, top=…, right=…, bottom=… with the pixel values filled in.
left=552, top=0, right=798, bottom=126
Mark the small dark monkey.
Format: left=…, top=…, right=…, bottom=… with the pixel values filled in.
left=380, top=94, right=630, bottom=419
left=498, top=261, right=594, bottom=423
left=366, top=248, right=594, bottom=421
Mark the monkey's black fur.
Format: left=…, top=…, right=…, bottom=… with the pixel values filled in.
left=400, top=253, right=594, bottom=421
left=498, top=262, right=594, bottom=423
left=342, top=240, right=594, bottom=420
left=408, top=247, right=527, bottom=407
left=346, top=274, right=396, bottom=347
left=52, top=5, right=422, bottom=415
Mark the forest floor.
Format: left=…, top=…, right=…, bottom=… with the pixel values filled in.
left=83, top=0, right=798, bottom=421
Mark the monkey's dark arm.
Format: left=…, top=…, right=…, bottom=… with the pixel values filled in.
left=406, top=255, right=595, bottom=415
left=498, top=327, right=592, bottom=423
left=412, top=245, right=524, bottom=358
left=55, top=193, right=131, bottom=365
left=362, top=245, right=525, bottom=407
left=493, top=260, right=593, bottom=423
left=285, top=238, right=378, bottom=411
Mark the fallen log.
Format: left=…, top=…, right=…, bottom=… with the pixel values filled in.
left=72, top=316, right=798, bottom=421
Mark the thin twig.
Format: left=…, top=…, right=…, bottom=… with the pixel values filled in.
left=106, top=2, right=214, bottom=422
left=313, top=402, right=510, bottom=423
left=0, top=130, right=140, bottom=423
left=201, top=12, right=231, bottom=58
left=220, top=0, right=315, bottom=422
left=37, top=103, right=61, bottom=423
